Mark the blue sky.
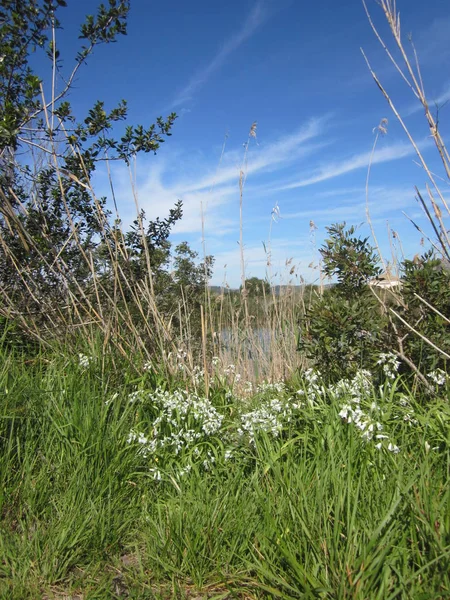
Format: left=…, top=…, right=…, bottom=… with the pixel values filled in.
left=45, top=0, right=450, bottom=286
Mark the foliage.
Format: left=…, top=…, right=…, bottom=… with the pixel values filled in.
left=0, top=343, right=449, bottom=597
left=399, top=250, right=450, bottom=373
left=299, top=223, right=450, bottom=387
left=0, top=0, right=175, bottom=161
left=0, top=0, right=214, bottom=353
left=166, top=241, right=214, bottom=341
left=241, top=276, right=270, bottom=297
left=299, top=288, right=386, bottom=381
left=299, top=223, right=386, bottom=381
left=320, top=222, right=382, bottom=294
left=171, top=242, right=214, bottom=301
left=0, top=1, right=176, bottom=296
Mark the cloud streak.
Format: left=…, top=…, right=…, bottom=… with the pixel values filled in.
left=171, top=1, right=267, bottom=107
left=181, top=116, right=330, bottom=194
left=109, top=116, right=329, bottom=236
left=404, top=83, right=450, bottom=116
left=127, top=118, right=327, bottom=234
left=271, top=139, right=428, bottom=191
left=283, top=186, right=417, bottom=222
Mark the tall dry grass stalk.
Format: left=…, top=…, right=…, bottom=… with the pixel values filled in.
left=0, top=81, right=310, bottom=387
left=362, top=0, right=449, bottom=257
left=203, top=119, right=313, bottom=386
left=362, top=0, right=450, bottom=381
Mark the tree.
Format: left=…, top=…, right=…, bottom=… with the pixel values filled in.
left=171, top=242, right=214, bottom=316
left=241, top=277, right=270, bottom=297
left=0, top=1, right=180, bottom=341
left=320, top=223, right=382, bottom=294
left=399, top=250, right=450, bottom=374
left=299, top=223, right=386, bottom=381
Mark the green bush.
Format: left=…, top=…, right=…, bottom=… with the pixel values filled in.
left=299, top=223, right=387, bottom=382
left=299, top=289, right=386, bottom=381
left=399, top=250, right=450, bottom=374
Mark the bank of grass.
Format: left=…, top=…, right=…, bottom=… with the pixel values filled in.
left=0, top=342, right=449, bottom=599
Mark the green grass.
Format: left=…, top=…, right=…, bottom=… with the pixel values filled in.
left=0, top=345, right=449, bottom=599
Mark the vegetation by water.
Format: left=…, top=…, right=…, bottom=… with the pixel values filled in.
left=1, top=0, right=450, bottom=597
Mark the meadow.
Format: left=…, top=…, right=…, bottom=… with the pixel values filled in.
left=0, top=341, right=449, bottom=598
left=1, top=0, right=450, bottom=597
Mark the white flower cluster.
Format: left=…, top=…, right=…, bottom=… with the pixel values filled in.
left=176, top=349, right=188, bottom=371
left=223, top=364, right=236, bottom=376
left=166, top=348, right=189, bottom=372
left=78, top=353, right=92, bottom=369
left=331, top=370, right=400, bottom=453
left=256, top=381, right=286, bottom=394
left=296, top=367, right=402, bottom=453
left=202, top=449, right=217, bottom=471
left=242, top=381, right=254, bottom=395
left=192, top=365, right=204, bottom=384
left=296, top=368, right=324, bottom=404
left=331, top=369, right=373, bottom=399
left=149, top=468, right=162, bottom=481
left=222, top=363, right=243, bottom=387
left=238, top=397, right=299, bottom=444
left=225, top=389, right=235, bottom=401
left=127, top=429, right=157, bottom=456
left=128, top=390, right=146, bottom=404
left=390, top=394, right=418, bottom=427
left=428, top=369, right=448, bottom=386
left=126, top=387, right=224, bottom=468
left=377, top=352, right=401, bottom=380
left=337, top=402, right=385, bottom=443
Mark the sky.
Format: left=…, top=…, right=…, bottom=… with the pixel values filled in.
left=39, top=0, right=450, bottom=287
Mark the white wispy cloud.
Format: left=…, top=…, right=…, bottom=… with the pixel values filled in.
left=171, top=1, right=268, bottom=108
left=110, top=117, right=329, bottom=235
left=404, top=83, right=450, bottom=116
left=181, top=116, right=330, bottom=193
left=431, top=86, right=450, bottom=106
left=416, top=15, right=450, bottom=65
left=283, top=186, right=417, bottom=222
left=132, top=161, right=238, bottom=235
left=271, top=139, right=427, bottom=191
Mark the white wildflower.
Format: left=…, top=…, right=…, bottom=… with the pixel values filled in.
left=149, top=468, right=162, bottom=481
left=377, top=352, right=400, bottom=380
left=78, top=353, right=91, bottom=369
left=387, top=443, right=400, bottom=454
left=104, top=392, right=119, bottom=406
left=179, top=464, right=192, bottom=477
left=128, top=390, right=145, bottom=404
left=224, top=364, right=236, bottom=376
left=244, top=381, right=253, bottom=395
left=256, top=381, right=285, bottom=394
left=428, top=369, right=448, bottom=386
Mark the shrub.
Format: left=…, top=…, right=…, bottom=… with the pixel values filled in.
left=399, top=250, right=450, bottom=373
left=299, top=223, right=387, bottom=382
